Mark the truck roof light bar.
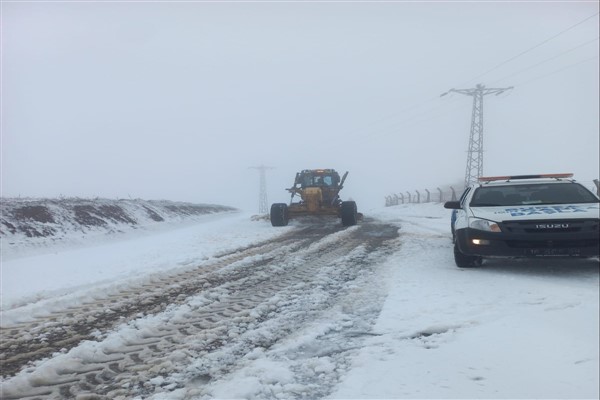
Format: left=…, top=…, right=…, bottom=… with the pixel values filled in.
left=478, top=173, right=574, bottom=182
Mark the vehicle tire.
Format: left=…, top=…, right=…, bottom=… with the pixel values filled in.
left=341, top=201, right=358, bottom=226
left=270, top=203, right=289, bottom=227
left=453, top=241, right=483, bottom=268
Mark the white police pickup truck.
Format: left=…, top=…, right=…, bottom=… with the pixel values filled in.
left=444, top=174, right=600, bottom=268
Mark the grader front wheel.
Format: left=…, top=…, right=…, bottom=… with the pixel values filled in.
left=341, top=201, right=358, bottom=226
left=270, top=203, right=289, bottom=227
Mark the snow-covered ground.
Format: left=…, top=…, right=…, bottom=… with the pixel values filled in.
left=1, top=211, right=282, bottom=311
left=1, top=204, right=598, bottom=399
left=334, top=205, right=599, bottom=399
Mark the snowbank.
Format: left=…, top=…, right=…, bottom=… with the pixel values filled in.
left=0, top=197, right=236, bottom=260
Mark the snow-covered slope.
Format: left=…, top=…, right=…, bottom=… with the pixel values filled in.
left=0, top=197, right=236, bottom=259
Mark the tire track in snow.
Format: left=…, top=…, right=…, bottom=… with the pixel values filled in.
left=0, top=227, right=318, bottom=376
left=1, top=219, right=399, bottom=399
left=0, top=227, right=316, bottom=377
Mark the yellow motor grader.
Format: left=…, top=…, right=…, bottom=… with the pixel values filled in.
left=270, top=169, right=359, bottom=227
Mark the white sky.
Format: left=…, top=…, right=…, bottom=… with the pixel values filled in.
left=2, top=1, right=599, bottom=211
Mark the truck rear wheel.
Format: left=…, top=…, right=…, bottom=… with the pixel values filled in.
left=270, top=203, right=289, bottom=227
left=341, top=201, right=358, bottom=226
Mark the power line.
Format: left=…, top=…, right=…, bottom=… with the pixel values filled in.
left=325, top=15, right=599, bottom=150
left=360, top=97, right=465, bottom=141
left=462, top=11, right=599, bottom=86
left=490, top=37, right=599, bottom=85
left=513, top=56, right=598, bottom=88
left=281, top=13, right=599, bottom=157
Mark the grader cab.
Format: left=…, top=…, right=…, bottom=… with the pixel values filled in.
left=270, top=169, right=359, bottom=227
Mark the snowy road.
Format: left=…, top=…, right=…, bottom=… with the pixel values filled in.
left=1, top=204, right=598, bottom=399
left=1, top=218, right=400, bottom=399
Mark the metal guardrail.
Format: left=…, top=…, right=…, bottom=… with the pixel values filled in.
left=385, top=179, right=600, bottom=207
left=385, top=187, right=462, bottom=206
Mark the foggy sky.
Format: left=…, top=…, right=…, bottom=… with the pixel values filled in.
left=2, top=2, right=599, bottom=211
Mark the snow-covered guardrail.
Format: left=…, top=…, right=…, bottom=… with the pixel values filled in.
left=385, top=187, right=462, bottom=206
left=385, top=179, right=600, bottom=207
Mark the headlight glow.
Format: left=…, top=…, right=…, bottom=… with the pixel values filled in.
left=470, top=219, right=502, bottom=232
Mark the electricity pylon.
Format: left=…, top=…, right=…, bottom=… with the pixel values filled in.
left=441, top=84, right=513, bottom=187
left=249, top=165, right=274, bottom=214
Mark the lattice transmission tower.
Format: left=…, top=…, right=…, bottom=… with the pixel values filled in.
left=249, top=165, right=274, bottom=214
left=441, top=84, right=513, bottom=187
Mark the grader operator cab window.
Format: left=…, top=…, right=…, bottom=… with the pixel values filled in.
left=301, top=173, right=338, bottom=188
left=300, top=175, right=313, bottom=188
left=322, top=176, right=335, bottom=186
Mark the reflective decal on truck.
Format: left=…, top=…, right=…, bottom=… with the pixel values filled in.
left=497, top=205, right=593, bottom=217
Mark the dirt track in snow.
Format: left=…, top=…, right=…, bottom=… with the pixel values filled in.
left=1, top=218, right=399, bottom=399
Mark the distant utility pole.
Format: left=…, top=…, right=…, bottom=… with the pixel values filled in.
left=249, top=165, right=274, bottom=214
left=441, top=83, right=513, bottom=187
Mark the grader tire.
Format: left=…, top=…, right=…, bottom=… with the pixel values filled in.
left=341, top=201, right=358, bottom=226
left=270, top=203, right=289, bottom=227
